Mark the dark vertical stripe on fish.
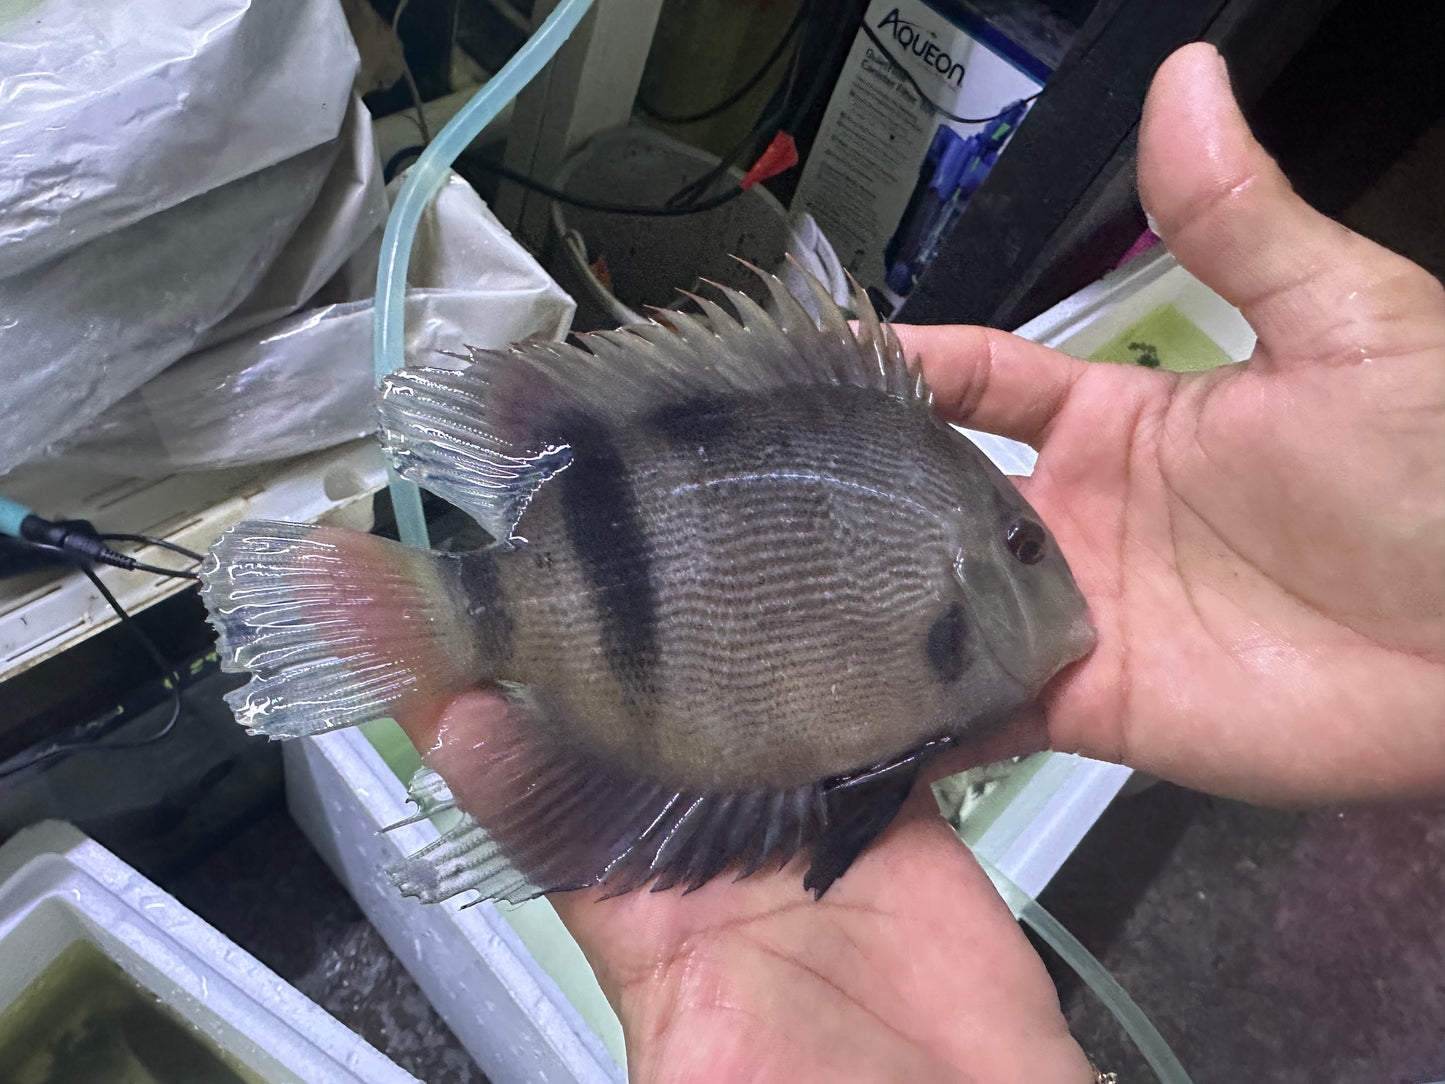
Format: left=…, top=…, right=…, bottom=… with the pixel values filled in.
left=455, top=550, right=513, bottom=670
left=649, top=396, right=734, bottom=448
left=555, top=412, right=660, bottom=716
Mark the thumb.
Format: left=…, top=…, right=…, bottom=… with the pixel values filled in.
left=1138, top=43, right=1439, bottom=370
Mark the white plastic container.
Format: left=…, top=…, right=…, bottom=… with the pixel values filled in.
left=1015, top=242, right=1256, bottom=363
left=0, top=821, right=418, bottom=1083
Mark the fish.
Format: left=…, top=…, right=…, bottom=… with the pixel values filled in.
left=200, top=264, right=1094, bottom=904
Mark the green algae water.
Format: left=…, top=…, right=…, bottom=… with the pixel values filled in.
left=1088, top=303, right=1234, bottom=372
left=0, top=940, right=263, bottom=1084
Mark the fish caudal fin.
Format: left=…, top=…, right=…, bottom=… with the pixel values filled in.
left=201, top=520, right=485, bottom=739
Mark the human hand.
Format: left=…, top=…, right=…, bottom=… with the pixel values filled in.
left=902, top=42, right=1445, bottom=805
left=548, top=779, right=1096, bottom=1083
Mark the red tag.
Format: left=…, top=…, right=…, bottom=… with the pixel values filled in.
left=740, top=131, right=799, bottom=190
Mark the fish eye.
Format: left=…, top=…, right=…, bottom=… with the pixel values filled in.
left=1005, top=518, right=1047, bottom=565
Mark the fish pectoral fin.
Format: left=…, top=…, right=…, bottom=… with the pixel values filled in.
left=383, top=692, right=825, bottom=904
left=803, top=739, right=951, bottom=899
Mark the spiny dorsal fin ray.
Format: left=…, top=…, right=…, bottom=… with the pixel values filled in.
left=378, top=262, right=928, bottom=541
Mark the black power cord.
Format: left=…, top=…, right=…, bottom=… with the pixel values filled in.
left=0, top=566, right=191, bottom=780
left=385, top=144, right=753, bottom=216
left=12, top=515, right=201, bottom=580
left=98, top=533, right=204, bottom=564
left=0, top=518, right=203, bottom=782
left=391, top=2, right=825, bottom=215
left=662, top=0, right=818, bottom=210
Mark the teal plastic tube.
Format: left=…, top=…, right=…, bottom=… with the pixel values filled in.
left=975, top=850, right=1193, bottom=1084
left=0, top=496, right=32, bottom=537
left=372, top=0, right=597, bottom=548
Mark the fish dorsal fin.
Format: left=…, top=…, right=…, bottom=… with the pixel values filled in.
left=378, top=366, right=573, bottom=544
left=378, top=263, right=928, bottom=542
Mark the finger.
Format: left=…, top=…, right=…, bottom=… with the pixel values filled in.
left=1139, top=43, right=1443, bottom=369
left=893, top=322, right=1088, bottom=447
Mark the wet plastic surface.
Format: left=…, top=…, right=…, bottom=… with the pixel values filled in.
left=0, top=0, right=359, bottom=474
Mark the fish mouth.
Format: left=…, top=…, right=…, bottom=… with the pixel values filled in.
left=956, top=558, right=1096, bottom=697
left=1025, top=607, right=1097, bottom=692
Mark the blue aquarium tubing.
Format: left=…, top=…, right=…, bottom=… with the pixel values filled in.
left=373, top=0, right=597, bottom=549
left=974, top=850, right=1193, bottom=1084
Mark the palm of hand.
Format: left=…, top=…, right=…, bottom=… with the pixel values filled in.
left=1011, top=161, right=1444, bottom=807
left=553, top=791, right=1092, bottom=1083
left=1014, top=326, right=1443, bottom=803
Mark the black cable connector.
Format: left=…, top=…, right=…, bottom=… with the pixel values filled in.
left=16, top=515, right=201, bottom=580
left=20, top=514, right=123, bottom=564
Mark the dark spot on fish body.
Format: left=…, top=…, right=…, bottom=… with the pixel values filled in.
left=925, top=600, right=968, bottom=683
left=456, top=550, right=513, bottom=670
left=649, top=396, right=734, bottom=450
left=555, top=411, right=660, bottom=714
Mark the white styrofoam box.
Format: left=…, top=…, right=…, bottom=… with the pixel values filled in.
left=0, top=440, right=386, bottom=681
left=283, top=730, right=625, bottom=1084
left=0, top=821, right=418, bottom=1084
left=1015, top=243, right=1257, bottom=361
left=963, top=753, right=1134, bottom=898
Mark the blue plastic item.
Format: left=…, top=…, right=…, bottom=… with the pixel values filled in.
left=0, top=497, right=33, bottom=539
left=884, top=98, right=1030, bottom=296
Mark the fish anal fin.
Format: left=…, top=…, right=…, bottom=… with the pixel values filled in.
left=388, top=690, right=824, bottom=904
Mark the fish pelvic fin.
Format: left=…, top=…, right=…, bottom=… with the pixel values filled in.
left=385, top=701, right=950, bottom=905
left=377, top=263, right=930, bottom=541
left=200, top=520, right=490, bottom=739
left=803, top=744, right=943, bottom=899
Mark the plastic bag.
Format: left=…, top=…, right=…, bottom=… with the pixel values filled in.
left=0, top=0, right=360, bottom=475
left=0, top=0, right=357, bottom=275
left=47, top=174, right=576, bottom=475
